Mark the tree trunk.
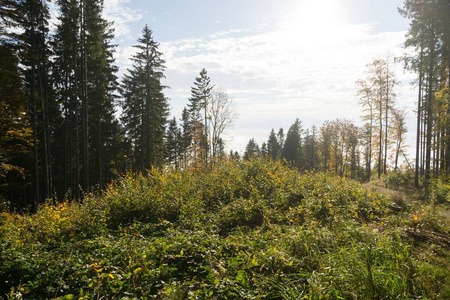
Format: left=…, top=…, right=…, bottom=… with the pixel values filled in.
left=74, top=43, right=80, bottom=199
left=415, top=52, right=423, bottom=188
left=425, top=31, right=435, bottom=188
left=81, top=0, right=89, bottom=191
left=32, top=55, right=40, bottom=205
left=378, top=96, right=383, bottom=179
left=384, top=66, right=389, bottom=175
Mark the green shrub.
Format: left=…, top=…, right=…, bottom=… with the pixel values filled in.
left=385, top=170, right=415, bottom=191
left=430, top=178, right=450, bottom=204
left=88, top=170, right=191, bottom=229
left=217, top=198, right=264, bottom=232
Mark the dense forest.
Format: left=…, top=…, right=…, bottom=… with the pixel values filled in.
left=0, top=0, right=449, bottom=298
left=0, top=0, right=449, bottom=209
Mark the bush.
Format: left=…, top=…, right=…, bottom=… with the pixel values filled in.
left=385, top=170, right=415, bottom=191
left=430, top=178, right=450, bottom=204
left=217, top=198, right=264, bottom=232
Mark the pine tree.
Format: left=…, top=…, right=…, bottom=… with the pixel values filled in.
left=0, top=0, right=20, bottom=41
left=277, top=128, right=285, bottom=152
left=188, top=68, right=213, bottom=165
left=244, top=138, right=260, bottom=160
left=52, top=0, right=81, bottom=198
left=267, top=129, right=280, bottom=160
left=84, top=0, right=120, bottom=187
left=20, top=0, right=57, bottom=202
left=122, top=25, right=169, bottom=172
left=261, top=142, right=268, bottom=158
left=165, top=117, right=181, bottom=168
left=282, top=119, right=302, bottom=168
left=179, top=107, right=192, bottom=168
left=303, top=126, right=318, bottom=170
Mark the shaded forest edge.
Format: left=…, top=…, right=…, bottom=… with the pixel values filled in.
left=1, top=159, right=449, bottom=299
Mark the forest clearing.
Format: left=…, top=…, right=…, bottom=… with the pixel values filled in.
left=1, top=160, right=449, bottom=299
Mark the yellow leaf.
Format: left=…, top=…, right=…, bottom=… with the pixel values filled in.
left=251, top=256, right=258, bottom=266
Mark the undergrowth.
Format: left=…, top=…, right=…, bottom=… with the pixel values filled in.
left=0, top=159, right=449, bottom=299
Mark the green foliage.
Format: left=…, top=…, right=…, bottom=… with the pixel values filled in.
left=430, top=178, right=450, bottom=204
left=217, top=198, right=264, bottom=233
left=0, top=160, right=449, bottom=298
left=385, top=170, right=415, bottom=191
left=0, top=44, right=34, bottom=208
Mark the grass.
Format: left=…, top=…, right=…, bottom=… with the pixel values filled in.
left=0, top=159, right=449, bottom=299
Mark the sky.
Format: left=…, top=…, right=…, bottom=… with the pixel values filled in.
left=98, top=0, right=417, bottom=157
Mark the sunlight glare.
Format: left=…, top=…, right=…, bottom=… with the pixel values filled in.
left=280, top=0, right=346, bottom=46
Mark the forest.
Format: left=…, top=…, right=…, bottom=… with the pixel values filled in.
left=0, top=0, right=449, bottom=299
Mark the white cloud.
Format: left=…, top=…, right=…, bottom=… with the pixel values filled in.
left=103, top=0, right=144, bottom=38
left=160, top=22, right=413, bottom=125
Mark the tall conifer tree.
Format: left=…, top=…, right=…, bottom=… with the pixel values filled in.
left=20, top=0, right=56, bottom=202
left=282, top=119, right=302, bottom=168
left=188, top=68, right=213, bottom=165
left=122, top=25, right=169, bottom=172
left=52, top=0, right=81, bottom=198
left=84, top=0, right=120, bottom=187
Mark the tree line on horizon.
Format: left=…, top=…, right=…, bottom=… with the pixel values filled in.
left=240, top=115, right=408, bottom=183
left=0, top=0, right=449, bottom=210
left=239, top=55, right=413, bottom=182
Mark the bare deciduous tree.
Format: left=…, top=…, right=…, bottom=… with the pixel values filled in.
left=207, top=87, right=238, bottom=159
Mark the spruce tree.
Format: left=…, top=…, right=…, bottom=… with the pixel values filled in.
left=267, top=129, right=279, bottom=160
left=179, top=107, right=192, bottom=167
left=244, top=138, right=260, bottom=160
left=84, top=0, right=120, bottom=187
left=52, top=0, right=81, bottom=198
left=122, top=25, right=169, bottom=172
left=282, top=119, right=302, bottom=168
left=20, top=0, right=56, bottom=202
left=165, top=117, right=181, bottom=168
left=0, top=0, right=20, bottom=40
left=188, top=68, right=213, bottom=165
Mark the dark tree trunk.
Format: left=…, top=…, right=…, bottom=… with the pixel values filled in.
left=415, top=52, right=423, bottom=188
left=425, top=31, right=435, bottom=188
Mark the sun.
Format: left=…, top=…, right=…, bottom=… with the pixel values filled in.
left=280, top=0, right=346, bottom=43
